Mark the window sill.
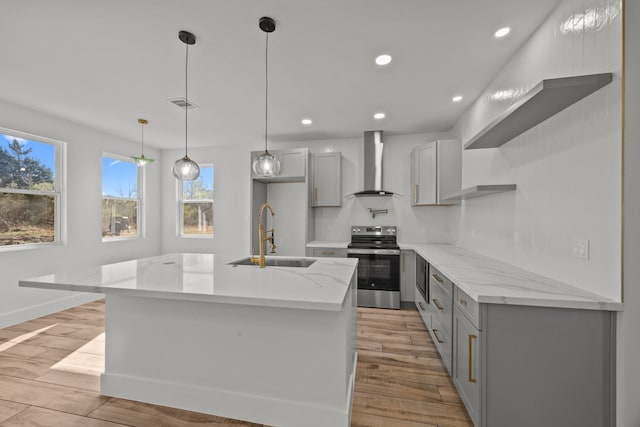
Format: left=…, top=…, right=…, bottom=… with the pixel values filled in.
left=0, top=241, right=61, bottom=252
left=102, top=235, right=140, bottom=243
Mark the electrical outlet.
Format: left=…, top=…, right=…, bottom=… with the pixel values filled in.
left=571, top=238, right=590, bottom=260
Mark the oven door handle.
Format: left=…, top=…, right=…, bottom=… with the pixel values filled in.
left=347, top=249, right=401, bottom=255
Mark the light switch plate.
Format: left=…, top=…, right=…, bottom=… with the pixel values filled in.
left=571, top=238, right=590, bottom=260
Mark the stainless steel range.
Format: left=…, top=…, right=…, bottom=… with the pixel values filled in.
left=347, top=225, right=400, bottom=309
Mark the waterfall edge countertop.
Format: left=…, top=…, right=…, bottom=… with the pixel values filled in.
left=401, top=243, right=622, bottom=311
left=19, top=253, right=358, bottom=312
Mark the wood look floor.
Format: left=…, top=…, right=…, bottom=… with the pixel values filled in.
left=0, top=300, right=472, bottom=426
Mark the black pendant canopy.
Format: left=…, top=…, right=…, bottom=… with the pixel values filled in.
left=259, top=17, right=276, bottom=33
left=178, top=30, right=196, bottom=45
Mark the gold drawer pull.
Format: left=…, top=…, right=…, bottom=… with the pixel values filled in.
left=321, top=251, right=335, bottom=255
left=432, top=329, right=445, bottom=344
left=432, top=274, right=443, bottom=283
left=414, top=184, right=418, bottom=203
left=432, top=298, right=444, bottom=310
left=469, top=334, right=477, bottom=383
left=313, top=188, right=318, bottom=204
left=459, top=298, right=467, bottom=306
left=418, top=302, right=425, bottom=311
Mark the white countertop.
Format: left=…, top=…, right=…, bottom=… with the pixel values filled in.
left=19, top=253, right=358, bottom=312
left=400, top=243, right=622, bottom=311
left=306, top=241, right=350, bottom=248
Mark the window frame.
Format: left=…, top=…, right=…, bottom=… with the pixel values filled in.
left=177, top=163, right=214, bottom=239
left=0, top=127, right=65, bottom=252
left=101, top=153, right=143, bottom=242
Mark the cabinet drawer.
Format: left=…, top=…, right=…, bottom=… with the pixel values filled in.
left=310, top=248, right=347, bottom=258
left=430, top=281, right=452, bottom=337
left=430, top=266, right=452, bottom=298
left=414, top=289, right=430, bottom=329
left=430, top=313, right=452, bottom=375
left=455, top=286, right=481, bottom=330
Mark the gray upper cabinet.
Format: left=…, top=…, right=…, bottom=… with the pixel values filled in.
left=251, top=148, right=307, bottom=183
left=410, top=140, right=461, bottom=205
left=311, top=152, right=341, bottom=207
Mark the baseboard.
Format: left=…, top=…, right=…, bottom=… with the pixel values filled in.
left=0, top=293, right=103, bottom=328
left=101, top=368, right=353, bottom=427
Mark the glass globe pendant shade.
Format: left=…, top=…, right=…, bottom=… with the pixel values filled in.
left=172, top=155, right=200, bottom=180
left=252, top=150, right=280, bottom=177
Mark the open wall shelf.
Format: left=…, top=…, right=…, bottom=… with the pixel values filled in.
left=442, top=184, right=516, bottom=202
left=464, top=73, right=613, bottom=150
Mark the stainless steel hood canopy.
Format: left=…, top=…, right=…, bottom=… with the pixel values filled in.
left=353, top=130, right=394, bottom=197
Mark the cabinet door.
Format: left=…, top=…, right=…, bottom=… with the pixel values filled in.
left=310, top=247, right=347, bottom=258
left=278, top=149, right=306, bottom=178
left=454, top=306, right=481, bottom=426
left=312, top=152, right=341, bottom=207
left=400, top=250, right=415, bottom=302
left=252, top=149, right=306, bottom=181
left=411, top=144, right=437, bottom=205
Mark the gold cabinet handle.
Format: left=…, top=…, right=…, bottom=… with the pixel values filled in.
left=432, top=329, right=445, bottom=344
left=313, top=188, right=318, bottom=204
left=418, top=302, right=425, bottom=311
left=469, top=334, right=477, bottom=383
left=414, top=184, right=419, bottom=203
left=432, top=298, right=444, bottom=310
left=432, top=273, right=443, bottom=283
left=459, top=298, right=467, bottom=306
left=321, top=251, right=335, bottom=255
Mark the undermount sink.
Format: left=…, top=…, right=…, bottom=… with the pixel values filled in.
left=228, top=257, right=316, bottom=268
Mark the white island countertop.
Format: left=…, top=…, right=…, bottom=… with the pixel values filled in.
left=401, top=243, right=622, bottom=311
left=19, top=253, right=358, bottom=312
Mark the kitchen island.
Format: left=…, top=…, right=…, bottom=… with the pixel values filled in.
left=19, top=253, right=358, bottom=427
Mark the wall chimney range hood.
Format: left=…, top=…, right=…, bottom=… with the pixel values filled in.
left=353, top=130, right=394, bottom=197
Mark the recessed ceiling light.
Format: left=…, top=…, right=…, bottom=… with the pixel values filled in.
left=375, top=54, right=392, bottom=66
left=494, top=27, right=511, bottom=38
left=301, top=118, right=313, bottom=125
left=452, top=95, right=463, bottom=102
left=373, top=112, right=386, bottom=120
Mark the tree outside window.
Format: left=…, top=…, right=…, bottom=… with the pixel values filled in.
left=102, top=155, right=140, bottom=240
left=0, top=130, right=60, bottom=248
left=179, top=165, right=213, bottom=237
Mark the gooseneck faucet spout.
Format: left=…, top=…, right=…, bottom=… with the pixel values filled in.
left=250, top=203, right=276, bottom=268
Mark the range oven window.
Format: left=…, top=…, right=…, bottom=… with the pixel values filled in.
left=350, top=253, right=400, bottom=291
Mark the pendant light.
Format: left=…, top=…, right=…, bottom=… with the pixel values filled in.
left=252, top=17, right=280, bottom=178
left=172, top=30, right=200, bottom=181
left=132, top=119, right=154, bottom=166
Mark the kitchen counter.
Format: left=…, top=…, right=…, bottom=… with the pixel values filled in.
left=401, top=243, right=622, bottom=311
left=19, top=253, right=358, bottom=312
left=19, top=253, right=358, bottom=427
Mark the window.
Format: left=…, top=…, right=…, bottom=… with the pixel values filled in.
left=178, top=165, right=213, bottom=237
left=0, top=128, right=63, bottom=248
left=102, top=154, right=141, bottom=240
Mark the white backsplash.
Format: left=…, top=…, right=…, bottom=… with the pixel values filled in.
left=272, top=132, right=455, bottom=244
left=451, top=0, right=622, bottom=300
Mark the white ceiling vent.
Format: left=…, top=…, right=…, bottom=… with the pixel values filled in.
left=168, top=98, right=199, bottom=110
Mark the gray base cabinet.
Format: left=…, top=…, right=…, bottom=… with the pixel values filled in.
left=400, top=250, right=415, bottom=302
left=307, top=247, right=347, bottom=258
left=413, top=264, right=614, bottom=427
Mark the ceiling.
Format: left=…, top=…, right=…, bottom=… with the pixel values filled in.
left=0, top=0, right=560, bottom=150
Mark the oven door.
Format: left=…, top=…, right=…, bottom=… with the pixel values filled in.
left=347, top=249, right=400, bottom=291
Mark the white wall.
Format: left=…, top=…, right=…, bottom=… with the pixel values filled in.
left=0, top=98, right=162, bottom=327
left=451, top=0, right=622, bottom=300
left=160, top=145, right=252, bottom=259
left=273, top=132, right=455, bottom=244
left=620, top=0, right=640, bottom=425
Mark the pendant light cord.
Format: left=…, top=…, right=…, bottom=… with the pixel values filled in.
left=185, top=43, right=189, bottom=157
left=141, top=122, right=145, bottom=156
left=264, top=32, right=269, bottom=153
